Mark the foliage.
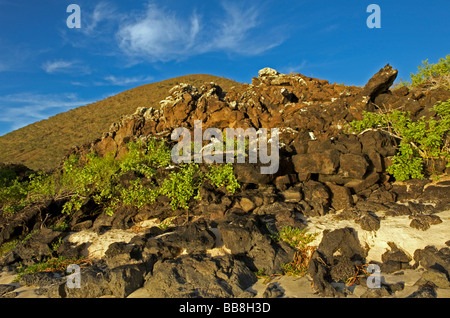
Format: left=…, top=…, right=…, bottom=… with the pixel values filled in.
left=205, top=163, right=241, bottom=194
left=160, top=163, right=203, bottom=210
left=0, top=137, right=241, bottom=216
left=398, top=55, right=450, bottom=89
left=348, top=99, right=450, bottom=181
left=276, top=226, right=318, bottom=250
left=120, top=138, right=171, bottom=178
left=14, top=256, right=90, bottom=282
left=270, top=226, right=318, bottom=278
left=0, top=178, right=29, bottom=215
left=0, top=230, right=38, bottom=258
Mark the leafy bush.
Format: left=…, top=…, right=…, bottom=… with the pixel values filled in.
left=271, top=226, right=318, bottom=278
left=348, top=99, right=450, bottom=181
left=206, top=163, right=240, bottom=194
left=399, top=55, right=450, bottom=89
left=1, top=137, right=241, bottom=216
left=0, top=178, right=28, bottom=215
left=160, top=163, right=204, bottom=210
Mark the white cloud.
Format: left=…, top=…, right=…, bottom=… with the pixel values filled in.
left=103, top=75, right=153, bottom=86
left=81, top=2, right=118, bottom=36
left=116, top=3, right=201, bottom=61
left=41, top=59, right=91, bottom=75
left=42, top=60, right=75, bottom=74
left=0, top=92, right=95, bottom=131
left=116, top=2, right=285, bottom=62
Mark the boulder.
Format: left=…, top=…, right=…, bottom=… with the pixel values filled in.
left=302, top=180, right=331, bottom=216
left=292, top=150, right=340, bottom=175
left=326, top=183, right=353, bottom=211
left=339, top=153, right=369, bottom=179
left=308, top=228, right=366, bottom=297
left=360, top=64, right=398, bottom=100
left=217, top=213, right=296, bottom=275
left=142, top=254, right=257, bottom=298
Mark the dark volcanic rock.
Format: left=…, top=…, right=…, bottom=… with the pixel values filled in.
left=380, top=242, right=412, bottom=273
left=0, top=201, right=54, bottom=246
left=413, top=246, right=450, bottom=278
left=292, top=150, right=340, bottom=176
left=415, top=269, right=450, bottom=289
left=233, top=162, right=276, bottom=185
left=339, top=153, right=369, bottom=179
left=302, top=180, right=331, bottom=217
left=217, top=212, right=296, bottom=275
left=143, top=254, right=257, bottom=297
left=360, top=64, right=398, bottom=100
left=54, top=264, right=146, bottom=298
left=308, top=228, right=366, bottom=297
left=409, top=215, right=442, bottom=231
left=158, top=219, right=216, bottom=254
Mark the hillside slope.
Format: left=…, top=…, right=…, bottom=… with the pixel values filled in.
left=0, top=74, right=241, bottom=171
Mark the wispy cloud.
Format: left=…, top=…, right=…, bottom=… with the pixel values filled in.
left=103, top=75, right=153, bottom=86
left=42, top=60, right=74, bottom=74
left=71, top=74, right=154, bottom=87
left=41, top=59, right=90, bottom=75
left=281, top=60, right=308, bottom=74
left=116, top=2, right=285, bottom=62
left=0, top=92, right=95, bottom=132
left=81, top=2, right=119, bottom=36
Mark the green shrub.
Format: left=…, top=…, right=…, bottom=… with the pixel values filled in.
left=399, top=55, right=450, bottom=88
left=119, top=178, right=158, bottom=209
left=61, top=152, right=120, bottom=215
left=120, top=138, right=171, bottom=178
left=348, top=99, right=450, bottom=181
left=1, top=137, right=242, bottom=216
left=206, top=163, right=240, bottom=194
left=160, top=163, right=203, bottom=210
left=0, top=168, right=17, bottom=187
left=0, top=178, right=29, bottom=215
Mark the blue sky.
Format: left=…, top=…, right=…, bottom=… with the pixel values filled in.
left=0, top=0, right=449, bottom=136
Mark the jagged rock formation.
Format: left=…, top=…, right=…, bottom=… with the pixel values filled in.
left=1, top=66, right=449, bottom=298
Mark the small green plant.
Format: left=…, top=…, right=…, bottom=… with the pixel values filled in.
left=14, top=256, right=90, bottom=282
left=120, top=178, right=158, bottom=209
left=398, top=55, right=450, bottom=89
left=1, top=137, right=241, bottom=217
left=0, top=240, right=19, bottom=258
left=271, top=226, right=318, bottom=278
left=276, top=226, right=318, bottom=250
left=160, top=163, right=203, bottom=210
left=206, top=163, right=240, bottom=194
left=348, top=99, right=450, bottom=181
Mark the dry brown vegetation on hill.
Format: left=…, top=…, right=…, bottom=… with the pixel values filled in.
left=0, top=74, right=242, bottom=172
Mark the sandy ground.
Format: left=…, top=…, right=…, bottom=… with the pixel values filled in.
left=305, top=210, right=450, bottom=263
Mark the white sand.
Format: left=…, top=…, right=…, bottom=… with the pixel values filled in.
left=304, top=210, right=450, bottom=263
